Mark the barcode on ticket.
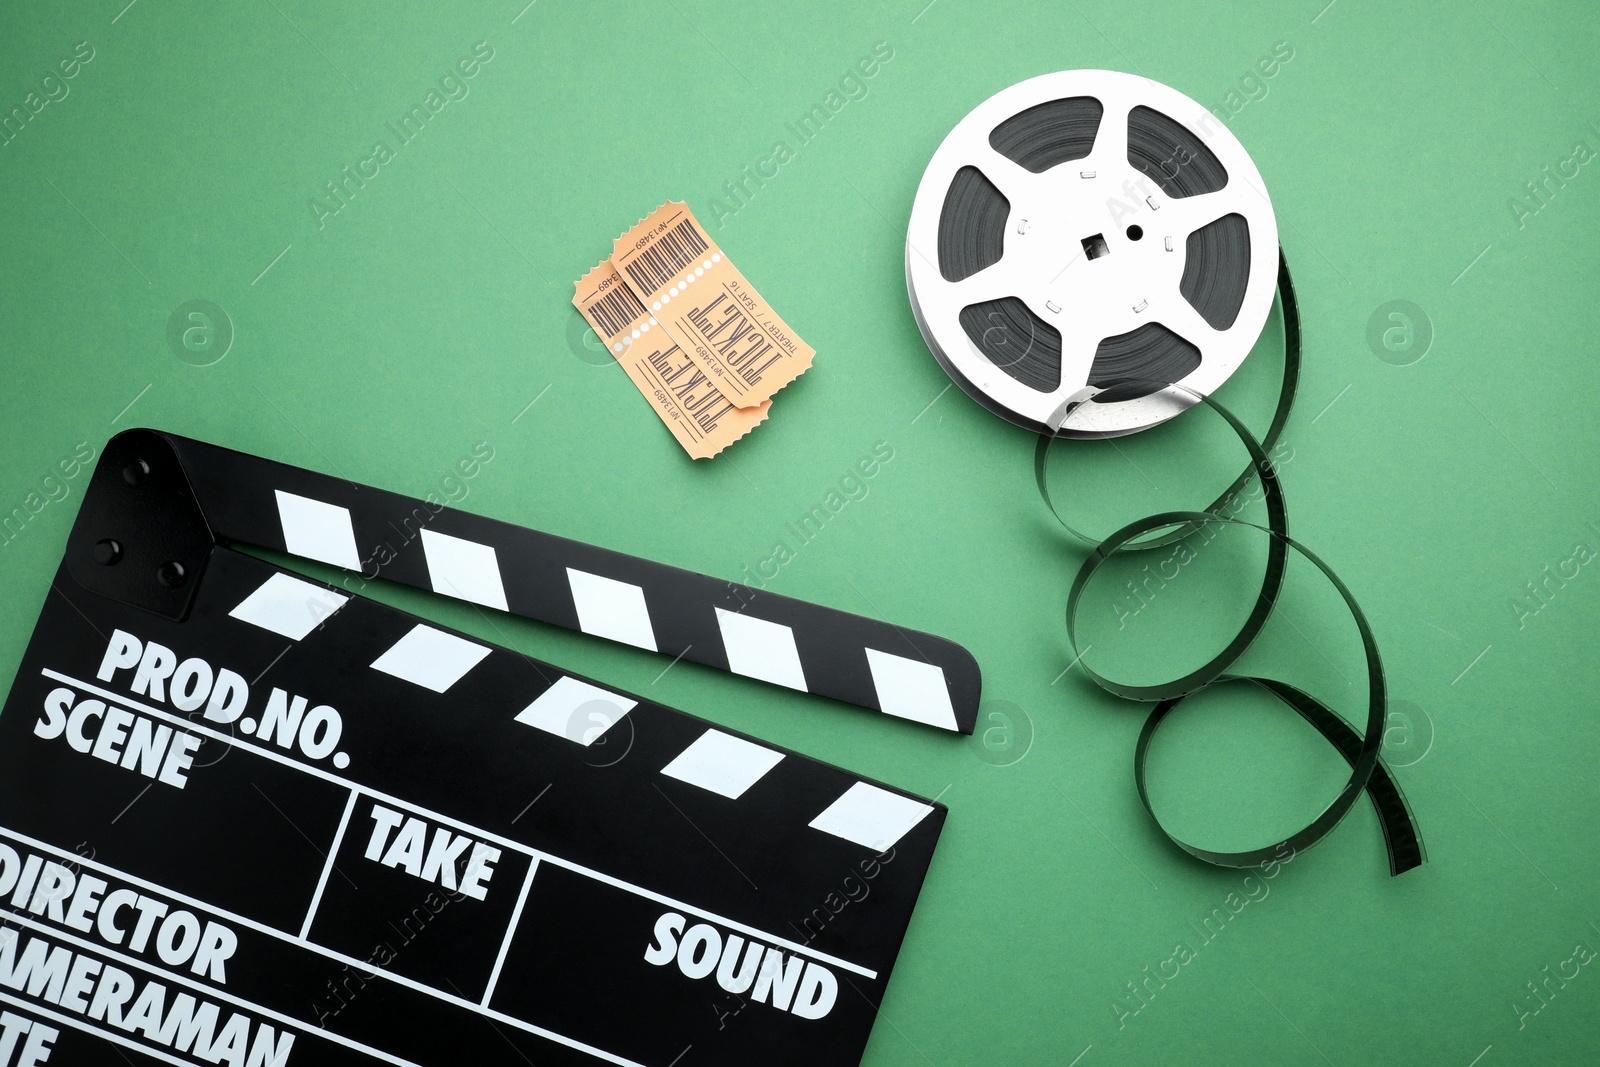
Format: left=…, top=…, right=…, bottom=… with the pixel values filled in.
left=584, top=284, right=648, bottom=339
left=623, top=218, right=709, bottom=295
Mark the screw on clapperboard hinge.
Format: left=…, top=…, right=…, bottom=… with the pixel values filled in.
left=63, top=429, right=215, bottom=622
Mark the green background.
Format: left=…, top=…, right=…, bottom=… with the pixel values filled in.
left=3, top=0, right=1598, bottom=1063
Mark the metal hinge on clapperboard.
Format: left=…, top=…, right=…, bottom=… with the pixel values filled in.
left=0, top=429, right=980, bottom=1067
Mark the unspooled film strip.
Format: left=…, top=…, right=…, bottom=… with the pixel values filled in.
left=0, top=429, right=951, bottom=1066
left=99, top=430, right=979, bottom=734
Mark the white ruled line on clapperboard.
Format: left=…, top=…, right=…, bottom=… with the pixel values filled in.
left=29, top=666, right=880, bottom=1063
left=300, top=788, right=360, bottom=941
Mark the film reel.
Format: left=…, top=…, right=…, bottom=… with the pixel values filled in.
left=906, top=70, right=1279, bottom=437
left=905, top=71, right=1424, bottom=875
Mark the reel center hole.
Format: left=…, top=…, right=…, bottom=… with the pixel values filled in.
left=1081, top=233, right=1110, bottom=260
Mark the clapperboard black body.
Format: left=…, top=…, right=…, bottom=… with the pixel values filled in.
left=0, top=430, right=976, bottom=1066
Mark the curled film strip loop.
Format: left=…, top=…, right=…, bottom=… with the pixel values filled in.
left=1047, top=380, right=1289, bottom=703
left=907, top=69, right=1423, bottom=874
left=1043, top=377, right=1423, bottom=874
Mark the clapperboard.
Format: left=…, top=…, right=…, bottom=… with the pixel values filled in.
left=0, top=430, right=982, bottom=1066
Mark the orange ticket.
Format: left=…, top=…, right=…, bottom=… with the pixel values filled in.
left=609, top=202, right=813, bottom=407
left=573, top=259, right=770, bottom=460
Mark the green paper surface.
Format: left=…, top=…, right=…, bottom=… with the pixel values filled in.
left=2, top=1, right=1598, bottom=1063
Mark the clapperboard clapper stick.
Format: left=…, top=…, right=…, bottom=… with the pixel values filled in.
left=113, top=430, right=980, bottom=734
left=0, top=428, right=955, bottom=1066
